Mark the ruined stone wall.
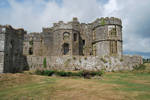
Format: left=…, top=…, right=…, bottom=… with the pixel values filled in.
left=1, top=25, right=27, bottom=73
left=0, top=26, right=5, bottom=73
left=92, top=17, right=122, bottom=57
left=52, top=18, right=80, bottom=56
left=80, top=24, right=93, bottom=56
left=26, top=55, right=143, bottom=72
left=23, top=31, right=53, bottom=56
left=23, top=17, right=123, bottom=57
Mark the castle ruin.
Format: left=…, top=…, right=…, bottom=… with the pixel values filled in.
left=0, top=17, right=143, bottom=73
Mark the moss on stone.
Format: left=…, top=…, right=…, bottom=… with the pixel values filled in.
left=100, top=57, right=107, bottom=63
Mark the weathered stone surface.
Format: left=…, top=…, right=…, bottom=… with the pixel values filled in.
left=23, top=17, right=122, bottom=57
left=0, top=17, right=143, bottom=73
left=26, top=55, right=143, bottom=71
left=0, top=25, right=27, bottom=73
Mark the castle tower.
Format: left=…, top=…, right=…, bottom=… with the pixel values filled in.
left=52, top=17, right=81, bottom=56
left=0, top=25, right=26, bottom=73
left=92, top=17, right=122, bottom=57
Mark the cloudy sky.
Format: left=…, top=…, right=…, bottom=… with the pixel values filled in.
left=0, top=0, right=150, bottom=58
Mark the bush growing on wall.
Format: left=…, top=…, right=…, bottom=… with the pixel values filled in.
left=43, top=57, right=47, bottom=68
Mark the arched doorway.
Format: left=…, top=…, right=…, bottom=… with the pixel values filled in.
left=63, top=43, right=69, bottom=55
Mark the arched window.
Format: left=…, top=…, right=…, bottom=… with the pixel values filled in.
left=74, top=33, right=77, bottom=41
left=63, top=32, right=70, bottom=40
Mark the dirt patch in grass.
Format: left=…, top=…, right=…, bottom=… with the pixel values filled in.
left=0, top=73, right=47, bottom=89
left=0, top=71, right=150, bottom=100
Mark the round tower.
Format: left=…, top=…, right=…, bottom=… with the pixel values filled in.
left=92, top=17, right=122, bottom=57
left=52, top=17, right=81, bottom=56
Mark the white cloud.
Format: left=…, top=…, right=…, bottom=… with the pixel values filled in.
left=1, top=0, right=103, bottom=32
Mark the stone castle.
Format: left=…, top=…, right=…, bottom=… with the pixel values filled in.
left=0, top=17, right=143, bottom=73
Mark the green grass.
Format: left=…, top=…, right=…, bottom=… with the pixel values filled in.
left=100, top=71, right=150, bottom=99
left=0, top=67, right=150, bottom=100
left=0, top=77, right=58, bottom=100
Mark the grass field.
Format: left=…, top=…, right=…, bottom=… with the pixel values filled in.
left=0, top=64, right=150, bottom=100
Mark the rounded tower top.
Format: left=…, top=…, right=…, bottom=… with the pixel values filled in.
left=92, top=17, right=122, bottom=30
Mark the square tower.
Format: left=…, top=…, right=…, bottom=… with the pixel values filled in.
left=0, top=25, right=26, bottom=73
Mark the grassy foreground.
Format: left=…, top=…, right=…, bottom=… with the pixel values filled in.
left=0, top=64, right=150, bottom=100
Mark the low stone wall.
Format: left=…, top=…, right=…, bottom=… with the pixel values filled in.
left=26, top=55, right=143, bottom=72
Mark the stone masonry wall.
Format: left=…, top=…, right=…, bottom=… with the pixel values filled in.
left=26, top=55, right=143, bottom=72
left=0, top=26, right=5, bottom=73
left=1, top=25, right=26, bottom=73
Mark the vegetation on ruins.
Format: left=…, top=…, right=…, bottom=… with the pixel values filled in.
left=43, top=57, right=47, bottom=68
left=29, top=40, right=33, bottom=45
left=101, top=18, right=105, bottom=25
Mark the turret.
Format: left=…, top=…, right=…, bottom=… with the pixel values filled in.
left=92, top=17, right=122, bottom=58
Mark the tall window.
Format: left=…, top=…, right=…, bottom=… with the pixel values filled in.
left=110, top=41, right=117, bottom=54
left=82, top=40, right=85, bottom=46
left=110, top=28, right=117, bottom=36
left=108, top=25, right=117, bottom=37
left=29, top=47, right=33, bottom=55
left=63, top=43, right=69, bottom=55
left=74, top=33, right=77, bottom=41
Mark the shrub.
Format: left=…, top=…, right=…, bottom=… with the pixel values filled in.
left=56, top=71, right=69, bottom=77
left=35, top=69, right=103, bottom=78
left=43, top=70, right=55, bottom=76
left=134, top=64, right=146, bottom=70
left=43, top=57, right=47, bottom=68
left=35, top=69, right=44, bottom=75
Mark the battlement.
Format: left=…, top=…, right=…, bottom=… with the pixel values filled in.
left=92, top=17, right=122, bottom=30
left=52, top=17, right=80, bottom=32
left=24, top=32, right=42, bottom=42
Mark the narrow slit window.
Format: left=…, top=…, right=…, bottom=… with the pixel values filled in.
left=74, top=33, right=77, bottom=41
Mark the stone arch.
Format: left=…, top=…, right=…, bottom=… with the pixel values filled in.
left=63, top=32, right=70, bottom=40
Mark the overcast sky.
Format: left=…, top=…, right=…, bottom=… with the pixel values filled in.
left=0, top=0, right=150, bottom=58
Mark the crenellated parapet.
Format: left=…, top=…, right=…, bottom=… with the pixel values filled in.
left=92, top=17, right=122, bottom=30
left=24, top=32, right=41, bottom=42
left=52, top=17, right=80, bottom=32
